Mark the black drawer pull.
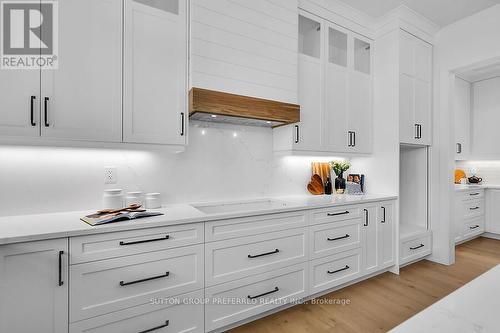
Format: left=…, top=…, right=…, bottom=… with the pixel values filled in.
left=363, top=209, right=368, bottom=226
left=470, top=225, right=480, bottom=230
left=248, top=287, right=279, bottom=299
left=410, top=244, right=424, bottom=250
left=327, top=265, right=350, bottom=274
left=138, top=320, right=169, bottom=333
left=248, top=249, right=279, bottom=259
left=381, top=206, right=386, bottom=223
left=327, top=211, right=349, bottom=217
left=119, top=235, right=170, bottom=246
left=327, top=234, right=350, bottom=241
left=470, top=193, right=480, bottom=196
left=30, top=95, right=36, bottom=126
left=58, top=250, right=64, bottom=286
left=44, top=97, right=50, bottom=127
left=469, top=207, right=480, bottom=210
left=120, top=272, right=170, bottom=286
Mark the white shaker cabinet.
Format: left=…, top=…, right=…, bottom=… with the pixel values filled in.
left=486, top=190, right=500, bottom=234
left=0, top=70, right=40, bottom=137
left=123, top=0, right=187, bottom=145
left=454, top=77, right=471, bottom=159
left=363, top=203, right=395, bottom=274
left=41, top=0, right=123, bottom=142
left=275, top=12, right=372, bottom=154
left=399, top=30, right=432, bottom=146
left=0, top=239, right=68, bottom=333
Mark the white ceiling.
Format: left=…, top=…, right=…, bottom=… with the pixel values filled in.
left=341, top=0, right=500, bottom=27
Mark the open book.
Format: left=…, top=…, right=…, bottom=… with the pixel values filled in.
left=81, top=211, right=164, bottom=226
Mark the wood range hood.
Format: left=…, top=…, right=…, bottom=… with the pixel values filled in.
left=189, top=88, right=300, bottom=128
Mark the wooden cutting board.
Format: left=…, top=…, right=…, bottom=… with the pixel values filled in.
left=311, top=162, right=331, bottom=184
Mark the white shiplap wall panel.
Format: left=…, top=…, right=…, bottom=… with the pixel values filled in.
left=192, top=25, right=297, bottom=65
left=191, top=0, right=299, bottom=103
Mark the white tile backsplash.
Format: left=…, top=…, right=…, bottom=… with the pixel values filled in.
left=455, top=160, right=500, bottom=184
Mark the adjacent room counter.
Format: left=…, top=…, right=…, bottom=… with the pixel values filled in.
left=391, top=264, right=500, bottom=333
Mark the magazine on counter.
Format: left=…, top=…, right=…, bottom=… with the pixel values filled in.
left=81, top=211, right=164, bottom=226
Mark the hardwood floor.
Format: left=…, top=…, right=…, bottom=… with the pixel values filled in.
left=230, top=237, right=500, bottom=333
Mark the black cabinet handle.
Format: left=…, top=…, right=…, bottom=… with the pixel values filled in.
left=470, top=193, right=480, bottom=196
left=58, top=250, right=64, bottom=286
left=456, top=143, right=462, bottom=154
left=44, top=97, right=50, bottom=127
left=470, top=207, right=480, bottom=210
left=327, top=265, right=349, bottom=274
left=119, top=235, right=170, bottom=246
left=327, top=234, right=350, bottom=241
left=180, top=112, right=185, bottom=136
left=348, top=131, right=355, bottom=147
left=470, top=225, right=480, bottom=230
left=294, top=125, right=299, bottom=143
left=410, top=244, right=424, bottom=250
left=248, top=287, right=279, bottom=299
left=30, top=96, right=36, bottom=126
left=352, top=131, right=356, bottom=147
left=381, top=206, right=386, bottom=223
left=138, top=320, right=169, bottom=333
left=414, top=124, right=419, bottom=139
left=248, top=249, right=279, bottom=259
left=120, top=272, right=170, bottom=286
left=363, top=209, right=368, bottom=226
left=327, top=211, right=349, bottom=217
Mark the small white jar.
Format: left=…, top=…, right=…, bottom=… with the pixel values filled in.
left=145, top=193, right=162, bottom=209
left=102, top=189, right=124, bottom=209
left=125, top=191, right=144, bottom=207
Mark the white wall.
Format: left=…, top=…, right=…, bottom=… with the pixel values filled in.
left=0, top=122, right=370, bottom=217
left=434, top=4, right=500, bottom=264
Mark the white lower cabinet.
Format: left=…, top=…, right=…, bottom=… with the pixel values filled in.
left=455, top=189, right=485, bottom=243
left=400, top=234, right=432, bottom=264
left=310, top=248, right=362, bottom=295
left=0, top=239, right=68, bottom=333
left=486, top=189, right=500, bottom=234
left=0, top=200, right=397, bottom=333
left=205, top=264, right=308, bottom=331
left=70, top=244, right=204, bottom=322
left=70, top=290, right=204, bottom=333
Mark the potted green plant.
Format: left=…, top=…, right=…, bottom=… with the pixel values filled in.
left=330, top=161, right=351, bottom=194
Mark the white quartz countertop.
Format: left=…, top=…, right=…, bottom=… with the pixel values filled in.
left=454, top=184, right=500, bottom=191
left=390, top=265, right=500, bottom=333
left=0, top=194, right=397, bottom=245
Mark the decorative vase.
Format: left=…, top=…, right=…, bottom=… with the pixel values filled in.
left=335, top=172, right=346, bottom=194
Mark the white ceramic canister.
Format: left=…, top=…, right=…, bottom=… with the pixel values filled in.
left=125, top=191, right=144, bottom=207
left=102, top=189, right=124, bottom=209
left=145, top=193, right=162, bottom=209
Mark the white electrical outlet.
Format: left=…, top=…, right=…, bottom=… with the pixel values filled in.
left=104, top=166, right=117, bottom=184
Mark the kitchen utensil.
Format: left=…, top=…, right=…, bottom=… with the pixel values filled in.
left=307, top=174, right=325, bottom=195
left=97, top=203, right=142, bottom=215
left=468, top=176, right=483, bottom=184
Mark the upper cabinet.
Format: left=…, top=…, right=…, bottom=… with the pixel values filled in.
left=190, top=0, right=298, bottom=104
left=123, top=0, right=187, bottom=145
left=399, top=30, right=433, bottom=146
left=0, top=0, right=188, bottom=148
left=454, top=77, right=471, bottom=159
left=274, top=12, right=372, bottom=154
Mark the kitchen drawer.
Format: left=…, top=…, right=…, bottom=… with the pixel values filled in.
left=205, top=263, right=308, bottom=331
left=310, top=248, right=362, bottom=295
left=309, top=218, right=362, bottom=260
left=205, top=228, right=307, bottom=286
left=70, top=290, right=204, bottom=333
left=400, top=234, right=432, bottom=265
left=462, top=199, right=485, bottom=219
left=463, top=217, right=485, bottom=240
left=310, top=205, right=361, bottom=226
left=205, top=211, right=307, bottom=242
left=458, top=189, right=484, bottom=201
left=70, top=223, right=203, bottom=264
left=70, top=244, right=203, bottom=322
